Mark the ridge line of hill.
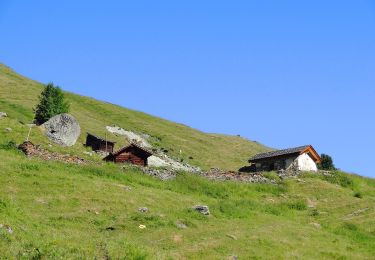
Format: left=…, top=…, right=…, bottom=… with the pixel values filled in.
left=0, top=63, right=271, bottom=170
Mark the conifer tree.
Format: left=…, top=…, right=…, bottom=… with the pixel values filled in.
left=34, top=83, right=70, bottom=125
left=318, top=154, right=336, bottom=170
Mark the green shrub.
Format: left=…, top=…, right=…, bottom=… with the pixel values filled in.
left=263, top=205, right=283, bottom=216
left=0, top=199, right=8, bottom=209
left=354, top=191, right=363, bottom=198
left=310, top=209, right=320, bottom=216
left=343, top=222, right=358, bottom=231
left=263, top=171, right=281, bottom=182
left=287, top=200, right=307, bottom=211
left=19, top=163, right=40, bottom=171
left=34, top=83, right=70, bottom=125
left=0, top=141, right=17, bottom=150
left=322, top=171, right=355, bottom=189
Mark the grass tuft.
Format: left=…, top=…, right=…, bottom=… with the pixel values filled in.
left=286, top=200, right=307, bottom=211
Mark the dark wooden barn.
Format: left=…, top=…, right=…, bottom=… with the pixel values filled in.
left=103, top=143, right=153, bottom=166
left=86, top=133, right=116, bottom=153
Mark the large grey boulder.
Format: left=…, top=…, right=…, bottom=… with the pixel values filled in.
left=41, top=114, right=80, bottom=147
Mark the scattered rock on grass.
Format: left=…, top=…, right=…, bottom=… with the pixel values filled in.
left=309, top=222, right=321, bottom=229
left=226, top=234, right=238, bottom=240
left=0, top=224, right=13, bottom=234
left=138, top=207, right=149, bottom=213
left=4, top=127, right=12, bottom=132
left=87, top=209, right=100, bottom=215
left=280, top=194, right=288, bottom=199
left=193, top=205, right=210, bottom=215
left=139, top=224, right=146, bottom=229
left=344, top=208, right=369, bottom=219
left=106, top=226, right=115, bottom=231
left=176, top=221, right=187, bottom=229
left=173, top=234, right=183, bottom=243
left=114, top=184, right=132, bottom=191
left=0, top=112, right=7, bottom=118
left=83, top=151, right=94, bottom=156
left=35, top=198, right=47, bottom=204
left=307, top=198, right=317, bottom=208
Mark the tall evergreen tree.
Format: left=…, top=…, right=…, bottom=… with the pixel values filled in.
left=34, top=83, right=70, bottom=125
left=318, top=154, right=336, bottom=170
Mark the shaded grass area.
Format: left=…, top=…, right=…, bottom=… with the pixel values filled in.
left=0, top=147, right=375, bottom=259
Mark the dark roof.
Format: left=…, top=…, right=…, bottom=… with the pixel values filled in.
left=249, top=145, right=313, bottom=162
left=112, top=143, right=153, bottom=157
left=87, top=132, right=116, bottom=144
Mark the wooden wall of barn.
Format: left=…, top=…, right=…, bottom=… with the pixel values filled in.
left=114, top=152, right=146, bottom=166
left=86, top=134, right=114, bottom=153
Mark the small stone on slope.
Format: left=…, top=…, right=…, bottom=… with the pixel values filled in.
left=193, top=205, right=210, bottom=215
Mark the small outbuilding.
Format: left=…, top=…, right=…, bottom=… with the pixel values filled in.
left=103, top=143, right=153, bottom=166
left=86, top=133, right=116, bottom=153
left=249, top=145, right=321, bottom=172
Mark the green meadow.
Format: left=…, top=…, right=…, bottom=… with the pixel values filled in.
left=1, top=146, right=375, bottom=259
left=1, top=63, right=375, bottom=259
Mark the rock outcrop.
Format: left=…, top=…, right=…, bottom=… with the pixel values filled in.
left=106, top=126, right=151, bottom=148
left=42, top=114, right=80, bottom=147
left=148, top=154, right=200, bottom=172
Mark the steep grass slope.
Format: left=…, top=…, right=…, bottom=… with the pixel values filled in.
left=1, top=63, right=375, bottom=259
left=0, top=63, right=269, bottom=170
left=0, top=146, right=374, bottom=259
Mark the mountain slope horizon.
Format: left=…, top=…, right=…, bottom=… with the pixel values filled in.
left=0, top=63, right=270, bottom=170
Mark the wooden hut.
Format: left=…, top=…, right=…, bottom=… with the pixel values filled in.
left=86, top=133, right=116, bottom=153
left=103, top=143, right=153, bottom=166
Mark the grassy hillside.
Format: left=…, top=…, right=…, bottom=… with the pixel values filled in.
left=0, top=63, right=269, bottom=170
left=0, top=145, right=375, bottom=259
left=1, top=63, right=375, bottom=259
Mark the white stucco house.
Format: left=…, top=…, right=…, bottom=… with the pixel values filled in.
left=249, top=145, right=321, bottom=172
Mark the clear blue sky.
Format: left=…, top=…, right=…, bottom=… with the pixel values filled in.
left=1, top=1, right=374, bottom=177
